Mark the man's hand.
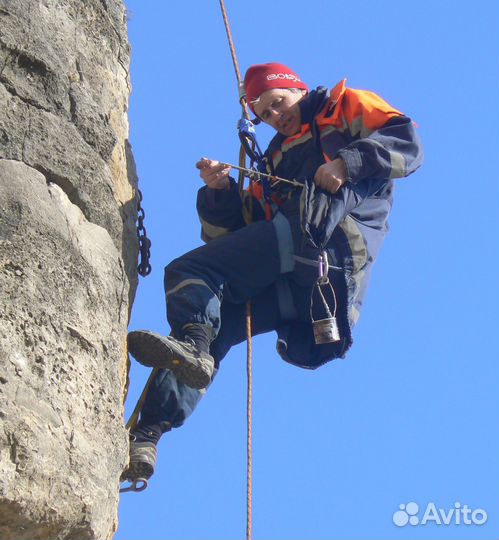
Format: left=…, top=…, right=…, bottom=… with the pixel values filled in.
left=196, top=158, right=231, bottom=190
left=314, top=159, right=348, bottom=194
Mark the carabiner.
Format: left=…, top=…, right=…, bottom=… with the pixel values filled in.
left=120, top=478, right=148, bottom=494
left=318, top=251, right=329, bottom=284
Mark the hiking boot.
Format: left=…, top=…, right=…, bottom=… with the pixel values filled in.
left=127, top=330, right=214, bottom=389
left=120, top=440, right=157, bottom=491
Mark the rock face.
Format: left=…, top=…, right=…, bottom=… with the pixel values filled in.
left=0, top=1, right=137, bottom=538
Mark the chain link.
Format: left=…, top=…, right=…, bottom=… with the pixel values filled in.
left=136, top=189, right=152, bottom=277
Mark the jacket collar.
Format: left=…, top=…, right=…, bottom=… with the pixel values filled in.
left=263, top=80, right=347, bottom=160
left=299, top=86, right=330, bottom=124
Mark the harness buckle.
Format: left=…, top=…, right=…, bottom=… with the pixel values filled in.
left=318, top=251, right=329, bottom=284
left=311, top=251, right=340, bottom=344
left=237, top=118, right=256, bottom=135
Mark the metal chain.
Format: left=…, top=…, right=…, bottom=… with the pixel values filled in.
left=136, top=189, right=152, bottom=277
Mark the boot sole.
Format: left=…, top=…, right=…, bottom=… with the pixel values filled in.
left=121, top=460, right=154, bottom=482
left=128, top=330, right=212, bottom=389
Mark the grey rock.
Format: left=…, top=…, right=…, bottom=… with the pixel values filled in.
left=0, top=0, right=139, bottom=538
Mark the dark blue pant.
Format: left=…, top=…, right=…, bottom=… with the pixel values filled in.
left=138, top=173, right=385, bottom=429
left=139, top=208, right=336, bottom=428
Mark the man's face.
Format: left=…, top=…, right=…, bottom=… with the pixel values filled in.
left=252, top=88, right=306, bottom=137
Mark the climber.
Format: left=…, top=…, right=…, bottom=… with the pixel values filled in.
left=121, top=62, right=423, bottom=485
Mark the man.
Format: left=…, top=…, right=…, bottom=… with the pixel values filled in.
left=122, top=63, right=423, bottom=485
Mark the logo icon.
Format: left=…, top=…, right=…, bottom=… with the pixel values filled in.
left=393, top=502, right=419, bottom=526
left=393, top=502, right=488, bottom=527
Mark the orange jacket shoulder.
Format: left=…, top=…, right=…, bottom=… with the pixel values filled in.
left=317, top=79, right=403, bottom=132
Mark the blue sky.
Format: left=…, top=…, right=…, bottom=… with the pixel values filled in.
left=117, top=1, right=499, bottom=539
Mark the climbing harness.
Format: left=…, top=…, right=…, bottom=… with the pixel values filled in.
left=136, top=188, right=152, bottom=277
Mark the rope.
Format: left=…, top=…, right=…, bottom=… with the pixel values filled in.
left=219, top=2, right=253, bottom=538
left=219, top=0, right=250, bottom=118
left=125, top=367, right=159, bottom=431
left=245, top=301, right=253, bottom=540
left=219, top=0, right=254, bottom=223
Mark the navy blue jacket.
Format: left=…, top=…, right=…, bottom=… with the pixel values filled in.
left=197, top=81, right=423, bottom=368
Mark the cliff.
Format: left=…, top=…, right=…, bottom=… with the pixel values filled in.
left=0, top=0, right=137, bottom=538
